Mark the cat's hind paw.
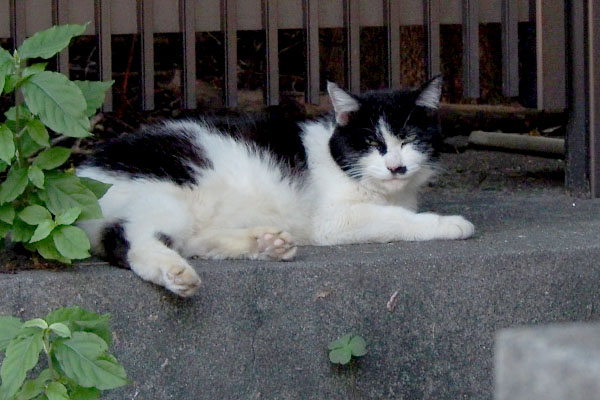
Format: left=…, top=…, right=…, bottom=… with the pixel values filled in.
left=255, top=228, right=297, bottom=261
left=164, top=263, right=202, bottom=297
left=437, top=215, right=475, bottom=240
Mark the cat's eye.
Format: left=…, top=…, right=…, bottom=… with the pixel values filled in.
left=366, top=139, right=379, bottom=147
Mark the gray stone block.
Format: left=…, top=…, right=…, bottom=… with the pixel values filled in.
left=495, top=323, right=600, bottom=400
left=1, top=192, right=600, bottom=399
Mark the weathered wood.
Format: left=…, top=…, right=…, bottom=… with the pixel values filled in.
left=304, top=0, right=320, bottom=104
left=264, top=0, right=279, bottom=105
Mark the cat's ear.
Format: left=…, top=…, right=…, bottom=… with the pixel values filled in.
left=327, top=81, right=360, bottom=126
left=415, top=75, right=443, bottom=109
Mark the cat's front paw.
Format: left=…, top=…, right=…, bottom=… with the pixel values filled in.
left=254, top=228, right=297, bottom=261
left=437, top=215, right=475, bottom=240
left=164, top=263, right=202, bottom=297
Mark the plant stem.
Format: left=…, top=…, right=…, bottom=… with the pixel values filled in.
left=42, top=330, right=59, bottom=381
left=13, top=54, right=23, bottom=168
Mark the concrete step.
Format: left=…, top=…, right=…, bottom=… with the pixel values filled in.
left=1, top=192, right=599, bottom=399
left=495, top=323, right=600, bottom=400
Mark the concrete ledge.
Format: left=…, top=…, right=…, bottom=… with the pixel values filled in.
left=1, top=193, right=600, bottom=399
left=495, top=323, right=600, bottom=400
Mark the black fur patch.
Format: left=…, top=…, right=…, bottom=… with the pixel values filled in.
left=101, top=221, right=130, bottom=269
left=157, top=233, right=173, bottom=248
left=329, top=87, right=441, bottom=179
left=87, top=124, right=211, bottom=185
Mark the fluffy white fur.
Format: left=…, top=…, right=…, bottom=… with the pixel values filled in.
left=77, top=115, right=474, bottom=297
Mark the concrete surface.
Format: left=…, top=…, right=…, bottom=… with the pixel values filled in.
left=495, top=323, right=600, bottom=400
left=1, top=191, right=600, bottom=399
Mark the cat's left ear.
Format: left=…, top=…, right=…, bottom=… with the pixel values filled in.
left=327, top=81, right=360, bottom=126
left=415, top=75, right=443, bottom=110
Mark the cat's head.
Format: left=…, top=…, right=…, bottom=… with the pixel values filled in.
left=327, top=77, right=443, bottom=193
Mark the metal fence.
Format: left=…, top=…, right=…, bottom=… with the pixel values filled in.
left=1, top=0, right=597, bottom=197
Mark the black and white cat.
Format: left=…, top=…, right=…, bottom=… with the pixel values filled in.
left=77, top=77, right=474, bottom=297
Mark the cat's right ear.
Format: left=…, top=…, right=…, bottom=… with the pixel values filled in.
left=327, top=81, right=360, bottom=126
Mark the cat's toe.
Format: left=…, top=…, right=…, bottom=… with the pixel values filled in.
left=165, top=264, right=202, bottom=297
left=438, top=215, right=475, bottom=240
left=256, top=229, right=297, bottom=261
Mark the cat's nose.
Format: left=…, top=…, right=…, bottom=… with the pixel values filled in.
left=388, top=165, right=407, bottom=175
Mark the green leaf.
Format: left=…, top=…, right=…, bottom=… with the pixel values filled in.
left=30, top=220, right=56, bottom=243
left=18, top=24, right=87, bottom=60
left=0, top=125, right=15, bottom=165
left=21, top=71, right=90, bottom=138
left=20, top=131, right=45, bottom=158
left=4, top=106, right=32, bottom=122
left=52, top=226, right=90, bottom=260
left=348, top=335, right=367, bottom=357
left=3, top=75, right=19, bottom=94
left=68, top=385, right=100, bottom=400
left=22, top=319, right=48, bottom=330
left=55, top=207, right=81, bottom=226
left=38, top=172, right=102, bottom=220
left=0, top=166, right=28, bottom=204
left=32, top=236, right=70, bottom=264
left=0, top=49, right=12, bottom=96
left=33, top=147, right=71, bottom=170
left=45, top=307, right=111, bottom=346
left=15, top=369, right=52, bottom=400
left=0, top=161, right=7, bottom=174
left=328, top=347, right=352, bottom=365
left=0, top=316, right=22, bottom=352
left=54, top=332, right=128, bottom=390
left=78, top=178, right=111, bottom=200
left=327, top=333, right=352, bottom=350
left=18, top=205, right=52, bottom=225
left=28, top=166, right=45, bottom=189
left=26, top=119, right=50, bottom=147
left=74, top=80, right=114, bottom=117
left=22, top=63, right=48, bottom=78
left=0, top=204, right=15, bottom=224
left=11, top=219, right=35, bottom=243
left=48, top=323, right=71, bottom=338
left=0, top=330, right=44, bottom=399
left=44, top=382, right=68, bottom=400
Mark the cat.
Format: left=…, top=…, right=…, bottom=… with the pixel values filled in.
left=77, top=76, right=474, bottom=297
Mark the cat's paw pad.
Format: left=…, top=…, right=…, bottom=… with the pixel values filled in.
left=438, top=215, right=475, bottom=240
left=165, top=264, right=202, bottom=297
left=256, top=229, right=297, bottom=261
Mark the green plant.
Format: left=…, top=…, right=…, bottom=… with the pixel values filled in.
left=0, top=23, right=113, bottom=263
left=328, top=333, right=367, bottom=365
left=0, top=306, right=128, bottom=400
left=328, top=333, right=368, bottom=399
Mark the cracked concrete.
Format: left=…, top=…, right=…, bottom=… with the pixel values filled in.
left=1, top=191, right=600, bottom=399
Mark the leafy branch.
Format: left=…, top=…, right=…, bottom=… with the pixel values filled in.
left=0, top=23, right=113, bottom=263
left=0, top=307, right=129, bottom=400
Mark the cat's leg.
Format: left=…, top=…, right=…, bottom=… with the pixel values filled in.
left=94, top=196, right=202, bottom=297
left=314, top=204, right=474, bottom=244
left=125, top=233, right=202, bottom=297
left=181, top=226, right=297, bottom=261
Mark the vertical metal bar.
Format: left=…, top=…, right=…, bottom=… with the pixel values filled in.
left=180, top=0, right=197, bottom=109
left=52, top=0, right=70, bottom=75
left=565, top=0, right=589, bottom=195
left=535, top=0, right=566, bottom=111
left=588, top=0, right=599, bottom=197
left=385, top=0, right=400, bottom=88
left=95, top=0, right=112, bottom=111
left=138, top=0, right=155, bottom=111
left=304, top=0, right=319, bottom=104
left=222, top=0, right=237, bottom=107
left=264, top=0, right=279, bottom=105
left=9, top=0, right=26, bottom=50
left=462, top=0, right=480, bottom=98
left=424, top=0, right=440, bottom=78
left=344, top=0, right=360, bottom=93
left=501, top=0, right=519, bottom=97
